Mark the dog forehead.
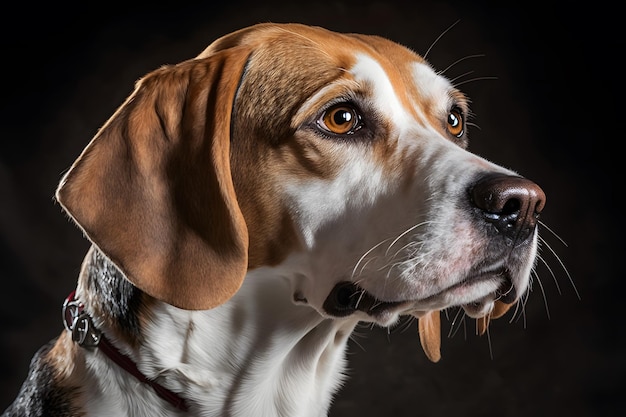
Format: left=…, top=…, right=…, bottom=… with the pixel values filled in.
left=205, top=23, right=460, bottom=126
left=230, top=23, right=433, bottom=90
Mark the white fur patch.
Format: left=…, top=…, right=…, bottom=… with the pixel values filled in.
left=350, top=53, right=411, bottom=125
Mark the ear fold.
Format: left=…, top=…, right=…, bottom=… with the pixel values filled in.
left=56, top=47, right=251, bottom=310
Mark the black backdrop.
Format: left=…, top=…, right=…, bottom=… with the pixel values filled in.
left=1, top=1, right=622, bottom=416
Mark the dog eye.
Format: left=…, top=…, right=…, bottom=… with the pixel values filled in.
left=318, top=104, right=362, bottom=135
left=446, top=108, right=464, bottom=137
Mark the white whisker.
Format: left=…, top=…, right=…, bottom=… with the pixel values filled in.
left=448, top=307, right=466, bottom=339
left=539, top=220, right=568, bottom=247
left=351, top=239, right=390, bottom=279
left=385, top=223, right=426, bottom=256
left=508, top=298, right=521, bottom=325
left=353, top=289, right=366, bottom=310
left=348, top=330, right=367, bottom=352
left=423, top=19, right=461, bottom=59
left=389, top=240, right=423, bottom=264
left=354, top=257, right=379, bottom=279
left=514, top=290, right=529, bottom=328
left=534, top=270, right=551, bottom=320
left=396, top=315, right=417, bottom=334
left=453, top=76, right=498, bottom=87
left=449, top=70, right=475, bottom=84
left=539, top=233, right=580, bottom=300
left=536, top=251, right=562, bottom=295
left=485, top=325, right=494, bottom=360
left=438, top=54, right=486, bottom=76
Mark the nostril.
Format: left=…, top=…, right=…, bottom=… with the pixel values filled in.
left=470, top=173, right=546, bottom=243
left=501, top=198, right=521, bottom=216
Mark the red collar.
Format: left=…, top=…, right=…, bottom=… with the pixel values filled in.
left=62, top=291, right=189, bottom=412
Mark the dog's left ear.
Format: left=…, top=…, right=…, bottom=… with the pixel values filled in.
left=56, top=46, right=251, bottom=310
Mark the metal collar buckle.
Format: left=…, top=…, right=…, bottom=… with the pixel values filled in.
left=60, top=290, right=190, bottom=411
left=62, top=291, right=101, bottom=348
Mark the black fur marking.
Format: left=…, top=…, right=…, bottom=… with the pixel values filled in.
left=87, top=249, right=143, bottom=341
left=1, top=339, right=80, bottom=417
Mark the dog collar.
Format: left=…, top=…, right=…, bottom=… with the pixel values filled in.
left=62, top=291, right=189, bottom=412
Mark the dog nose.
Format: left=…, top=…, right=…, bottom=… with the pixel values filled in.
left=470, top=173, right=546, bottom=244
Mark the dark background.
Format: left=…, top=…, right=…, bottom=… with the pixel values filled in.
left=1, top=1, right=621, bottom=416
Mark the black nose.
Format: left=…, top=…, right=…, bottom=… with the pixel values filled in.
left=470, top=173, right=546, bottom=244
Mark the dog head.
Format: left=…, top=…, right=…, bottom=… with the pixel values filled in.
left=56, top=23, right=545, bottom=360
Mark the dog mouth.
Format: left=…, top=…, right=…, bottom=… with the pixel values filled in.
left=322, top=282, right=410, bottom=318
left=323, top=272, right=518, bottom=363
left=441, top=267, right=518, bottom=313
left=323, top=269, right=516, bottom=319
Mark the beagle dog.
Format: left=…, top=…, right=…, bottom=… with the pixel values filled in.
left=3, top=23, right=546, bottom=417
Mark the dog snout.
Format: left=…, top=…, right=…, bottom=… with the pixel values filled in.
left=470, top=173, right=546, bottom=245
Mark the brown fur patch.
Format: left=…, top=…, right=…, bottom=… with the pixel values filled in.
left=47, top=332, right=85, bottom=384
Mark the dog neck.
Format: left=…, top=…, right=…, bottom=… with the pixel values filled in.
left=76, top=246, right=358, bottom=417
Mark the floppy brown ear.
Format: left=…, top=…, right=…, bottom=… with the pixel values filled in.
left=56, top=46, right=251, bottom=310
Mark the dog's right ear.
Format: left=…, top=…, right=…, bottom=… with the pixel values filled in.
left=56, top=46, right=252, bottom=311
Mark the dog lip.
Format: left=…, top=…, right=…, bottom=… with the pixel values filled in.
left=323, top=281, right=407, bottom=317
left=481, top=267, right=516, bottom=303
left=495, top=279, right=516, bottom=303
left=424, top=267, right=514, bottom=305
left=324, top=268, right=515, bottom=318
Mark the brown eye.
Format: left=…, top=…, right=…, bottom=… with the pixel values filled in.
left=319, top=104, right=361, bottom=135
left=446, top=109, right=464, bottom=137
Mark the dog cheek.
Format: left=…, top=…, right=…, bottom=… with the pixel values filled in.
left=412, top=218, right=484, bottom=293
